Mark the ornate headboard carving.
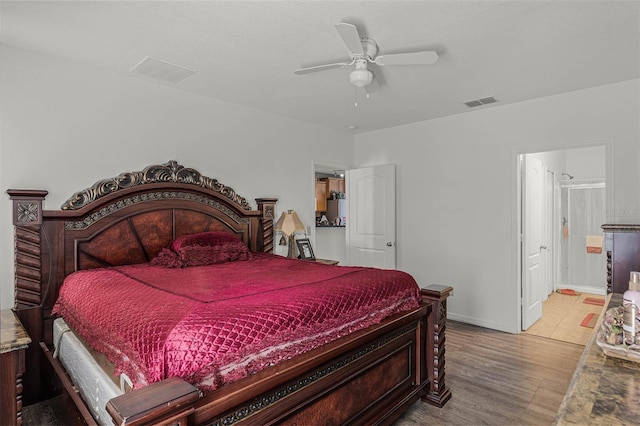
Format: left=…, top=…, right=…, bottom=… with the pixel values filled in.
left=61, top=160, right=253, bottom=211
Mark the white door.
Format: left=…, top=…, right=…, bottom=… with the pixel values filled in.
left=522, top=156, right=544, bottom=330
left=346, top=164, right=396, bottom=268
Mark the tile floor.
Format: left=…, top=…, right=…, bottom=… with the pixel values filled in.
left=523, top=291, right=606, bottom=345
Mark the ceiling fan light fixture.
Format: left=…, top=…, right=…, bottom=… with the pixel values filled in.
left=349, top=68, right=373, bottom=87
left=295, top=22, right=439, bottom=93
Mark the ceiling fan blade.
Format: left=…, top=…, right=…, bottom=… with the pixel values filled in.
left=294, top=62, right=350, bottom=75
left=335, top=23, right=364, bottom=56
left=376, top=50, right=438, bottom=66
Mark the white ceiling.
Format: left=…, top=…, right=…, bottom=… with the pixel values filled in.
left=2, top=1, right=639, bottom=133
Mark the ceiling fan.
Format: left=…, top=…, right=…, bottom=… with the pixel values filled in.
left=294, top=23, right=439, bottom=93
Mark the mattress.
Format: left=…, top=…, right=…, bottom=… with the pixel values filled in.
left=53, top=318, right=124, bottom=426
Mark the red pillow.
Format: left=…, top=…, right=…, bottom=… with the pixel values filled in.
left=150, top=248, right=186, bottom=268
left=151, top=231, right=252, bottom=268
left=178, top=243, right=252, bottom=266
left=170, top=231, right=243, bottom=252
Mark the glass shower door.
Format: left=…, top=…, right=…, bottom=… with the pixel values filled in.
left=560, top=182, right=606, bottom=290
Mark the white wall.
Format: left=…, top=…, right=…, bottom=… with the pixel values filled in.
left=354, top=79, right=640, bottom=333
left=0, top=44, right=354, bottom=309
left=314, top=227, right=347, bottom=264
left=565, top=145, right=606, bottom=180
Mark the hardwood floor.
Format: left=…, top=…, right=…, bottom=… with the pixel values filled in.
left=394, top=321, right=585, bottom=426
left=23, top=320, right=586, bottom=426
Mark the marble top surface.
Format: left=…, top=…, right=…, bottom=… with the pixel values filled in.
left=0, top=309, right=31, bottom=354
left=555, top=293, right=640, bottom=425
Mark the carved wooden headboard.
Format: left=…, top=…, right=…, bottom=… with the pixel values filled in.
left=8, top=161, right=277, bottom=401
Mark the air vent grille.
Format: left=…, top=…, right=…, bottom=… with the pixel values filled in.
left=130, top=56, right=196, bottom=83
left=463, top=96, right=498, bottom=108
left=464, top=100, right=483, bottom=108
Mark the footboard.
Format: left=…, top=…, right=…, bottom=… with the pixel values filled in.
left=101, top=285, right=452, bottom=426
left=194, top=307, right=430, bottom=426
left=38, top=286, right=451, bottom=425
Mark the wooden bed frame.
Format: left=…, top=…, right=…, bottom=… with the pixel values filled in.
left=8, top=161, right=451, bottom=425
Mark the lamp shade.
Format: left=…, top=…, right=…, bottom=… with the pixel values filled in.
left=349, top=68, right=373, bottom=88
left=274, top=210, right=305, bottom=236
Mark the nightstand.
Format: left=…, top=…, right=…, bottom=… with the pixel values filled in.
left=315, top=259, right=339, bottom=265
left=1, top=309, right=31, bottom=426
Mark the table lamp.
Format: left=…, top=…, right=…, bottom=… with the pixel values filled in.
left=274, top=210, right=305, bottom=258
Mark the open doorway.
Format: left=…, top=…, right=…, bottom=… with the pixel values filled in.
left=518, top=143, right=610, bottom=332
left=312, top=161, right=351, bottom=264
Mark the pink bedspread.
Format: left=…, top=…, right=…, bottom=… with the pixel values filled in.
left=53, top=253, right=421, bottom=391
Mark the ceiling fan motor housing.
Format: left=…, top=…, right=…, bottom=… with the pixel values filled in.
left=360, top=37, right=378, bottom=60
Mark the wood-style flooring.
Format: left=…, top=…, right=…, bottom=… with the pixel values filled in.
left=394, top=321, right=585, bottom=426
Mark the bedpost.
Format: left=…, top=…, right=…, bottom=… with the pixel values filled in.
left=420, top=285, right=453, bottom=407
left=7, top=189, right=48, bottom=405
left=255, top=198, right=277, bottom=253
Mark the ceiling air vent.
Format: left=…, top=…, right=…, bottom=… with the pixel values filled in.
left=464, top=96, right=498, bottom=108
left=130, top=56, right=196, bottom=83
left=464, top=99, right=483, bottom=108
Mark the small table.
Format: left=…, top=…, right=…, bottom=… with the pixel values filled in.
left=315, top=259, right=339, bottom=265
left=1, top=309, right=31, bottom=426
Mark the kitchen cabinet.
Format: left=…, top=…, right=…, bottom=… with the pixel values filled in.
left=315, top=180, right=327, bottom=212
left=315, top=177, right=345, bottom=213
left=324, top=177, right=345, bottom=197
left=316, top=177, right=345, bottom=213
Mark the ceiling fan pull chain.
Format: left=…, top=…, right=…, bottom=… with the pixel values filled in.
left=354, top=87, right=359, bottom=107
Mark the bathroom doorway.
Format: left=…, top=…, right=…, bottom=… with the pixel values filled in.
left=519, top=143, right=609, bottom=331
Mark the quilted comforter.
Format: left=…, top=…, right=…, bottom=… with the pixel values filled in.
left=53, top=253, right=421, bottom=391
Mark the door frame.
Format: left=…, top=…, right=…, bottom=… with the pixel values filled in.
left=543, top=168, right=555, bottom=299
left=513, top=138, right=614, bottom=333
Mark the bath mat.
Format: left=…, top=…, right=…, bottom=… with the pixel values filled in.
left=557, top=289, right=580, bottom=296
left=583, top=297, right=605, bottom=306
left=580, top=313, right=597, bottom=328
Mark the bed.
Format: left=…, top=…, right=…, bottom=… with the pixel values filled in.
left=8, top=161, right=452, bottom=425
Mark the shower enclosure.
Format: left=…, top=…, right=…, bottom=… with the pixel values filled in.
left=558, top=180, right=606, bottom=293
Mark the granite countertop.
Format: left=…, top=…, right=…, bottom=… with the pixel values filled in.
left=0, top=309, right=31, bottom=354
left=555, top=293, right=640, bottom=425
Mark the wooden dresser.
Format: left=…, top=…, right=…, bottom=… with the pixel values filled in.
left=1, top=309, right=31, bottom=426
left=602, top=224, right=640, bottom=294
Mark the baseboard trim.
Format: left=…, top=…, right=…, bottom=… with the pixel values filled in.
left=446, top=313, right=517, bottom=334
